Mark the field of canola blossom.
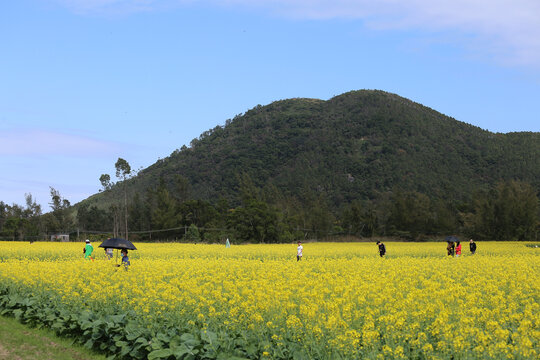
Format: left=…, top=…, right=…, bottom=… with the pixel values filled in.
left=0, top=241, right=538, bottom=359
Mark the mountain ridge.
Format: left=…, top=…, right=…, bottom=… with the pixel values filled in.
left=80, top=89, right=540, bottom=211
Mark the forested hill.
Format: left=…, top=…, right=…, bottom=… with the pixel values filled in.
left=83, top=90, right=540, bottom=210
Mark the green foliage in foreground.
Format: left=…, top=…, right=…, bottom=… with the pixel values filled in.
left=0, top=286, right=294, bottom=360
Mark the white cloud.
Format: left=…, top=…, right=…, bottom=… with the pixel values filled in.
left=57, top=0, right=159, bottom=15
left=55, top=0, right=540, bottom=67
left=0, top=129, right=119, bottom=157
left=233, top=0, right=540, bottom=67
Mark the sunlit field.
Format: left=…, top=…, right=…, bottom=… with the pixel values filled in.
left=0, top=241, right=538, bottom=359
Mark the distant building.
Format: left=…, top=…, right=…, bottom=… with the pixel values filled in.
left=51, top=234, right=69, bottom=242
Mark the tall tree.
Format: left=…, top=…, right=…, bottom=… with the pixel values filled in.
left=128, top=192, right=151, bottom=232
left=173, top=175, right=190, bottom=204
left=48, top=187, right=72, bottom=233
left=152, top=183, right=180, bottom=231
left=77, top=203, right=109, bottom=231
left=115, top=158, right=132, bottom=240
left=1, top=204, right=25, bottom=241
left=228, top=198, right=280, bottom=243
left=99, top=174, right=113, bottom=191
left=24, top=193, right=42, bottom=239
left=386, top=190, right=431, bottom=239
left=341, top=200, right=379, bottom=237
left=464, top=181, right=539, bottom=240
left=0, top=201, right=6, bottom=234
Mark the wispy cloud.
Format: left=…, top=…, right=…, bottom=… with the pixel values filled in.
left=55, top=0, right=540, bottom=68
left=56, top=0, right=161, bottom=15
left=0, top=129, right=119, bottom=157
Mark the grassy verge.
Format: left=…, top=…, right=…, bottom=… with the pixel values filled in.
left=0, top=315, right=106, bottom=360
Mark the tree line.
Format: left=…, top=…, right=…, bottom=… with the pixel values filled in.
left=1, top=159, right=538, bottom=243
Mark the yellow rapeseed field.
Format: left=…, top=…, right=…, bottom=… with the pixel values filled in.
left=0, top=241, right=538, bottom=359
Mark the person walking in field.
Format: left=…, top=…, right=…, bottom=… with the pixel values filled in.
left=469, top=239, right=477, bottom=255
left=455, top=241, right=462, bottom=257
left=447, top=241, right=455, bottom=256
left=84, top=239, right=94, bottom=261
left=297, top=241, right=303, bottom=261
left=377, top=241, right=386, bottom=257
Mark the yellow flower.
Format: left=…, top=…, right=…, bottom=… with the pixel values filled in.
left=0, top=241, right=537, bottom=359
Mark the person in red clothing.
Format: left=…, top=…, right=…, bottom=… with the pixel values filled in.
left=455, top=241, right=462, bottom=257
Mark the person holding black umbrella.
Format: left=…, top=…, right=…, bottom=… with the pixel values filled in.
left=98, top=238, right=137, bottom=266
left=446, top=241, right=454, bottom=256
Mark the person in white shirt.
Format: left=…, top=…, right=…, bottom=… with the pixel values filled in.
left=297, top=241, right=303, bottom=261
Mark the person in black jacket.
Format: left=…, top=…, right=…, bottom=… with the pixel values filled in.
left=376, top=241, right=386, bottom=257
left=447, top=241, right=455, bottom=256
left=469, top=239, right=477, bottom=255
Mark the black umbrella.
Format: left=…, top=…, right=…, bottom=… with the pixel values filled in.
left=99, top=238, right=137, bottom=250
left=99, top=238, right=137, bottom=265
left=445, top=235, right=459, bottom=242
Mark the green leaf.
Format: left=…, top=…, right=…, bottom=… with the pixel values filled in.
left=83, top=339, right=94, bottom=349
left=245, top=344, right=257, bottom=356
left=200, top=330, right=217, bottom=344
left=115, top=340, right=128, bottom=348
left=180, top=333, right=195, bottom=342
left=126, top=332, right=142, bottom=341
left=135, top=336, right=149, bottom=344
left=120, top=343, right=132, bottom=357
left=156, top=332, right=170, bottom=343
left=148, top=348, right=173, bottom=360
left=12, top=309, right=23, bottom=319
left=172, top=344, right=190, bottom=358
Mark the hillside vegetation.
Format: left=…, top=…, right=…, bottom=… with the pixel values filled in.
left=85, top=90, right=539, bottom=206
left=2, top=90, right=538, bottom=242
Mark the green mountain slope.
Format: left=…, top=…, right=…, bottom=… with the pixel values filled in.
left=82, top=90, right=540, bottom=210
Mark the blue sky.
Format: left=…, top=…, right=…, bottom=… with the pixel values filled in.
left=1, top=0, right=539, bottom=211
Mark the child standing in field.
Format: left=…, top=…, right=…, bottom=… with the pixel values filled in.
left=84, top=239, right=94, bottom=261
left=121, top=249, right=130, bottom=269
left=297, top=241, right=303, bottom=261
left=377, top=241, right=386, bottom=257
left=455, top=241, right=462, bottom=257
